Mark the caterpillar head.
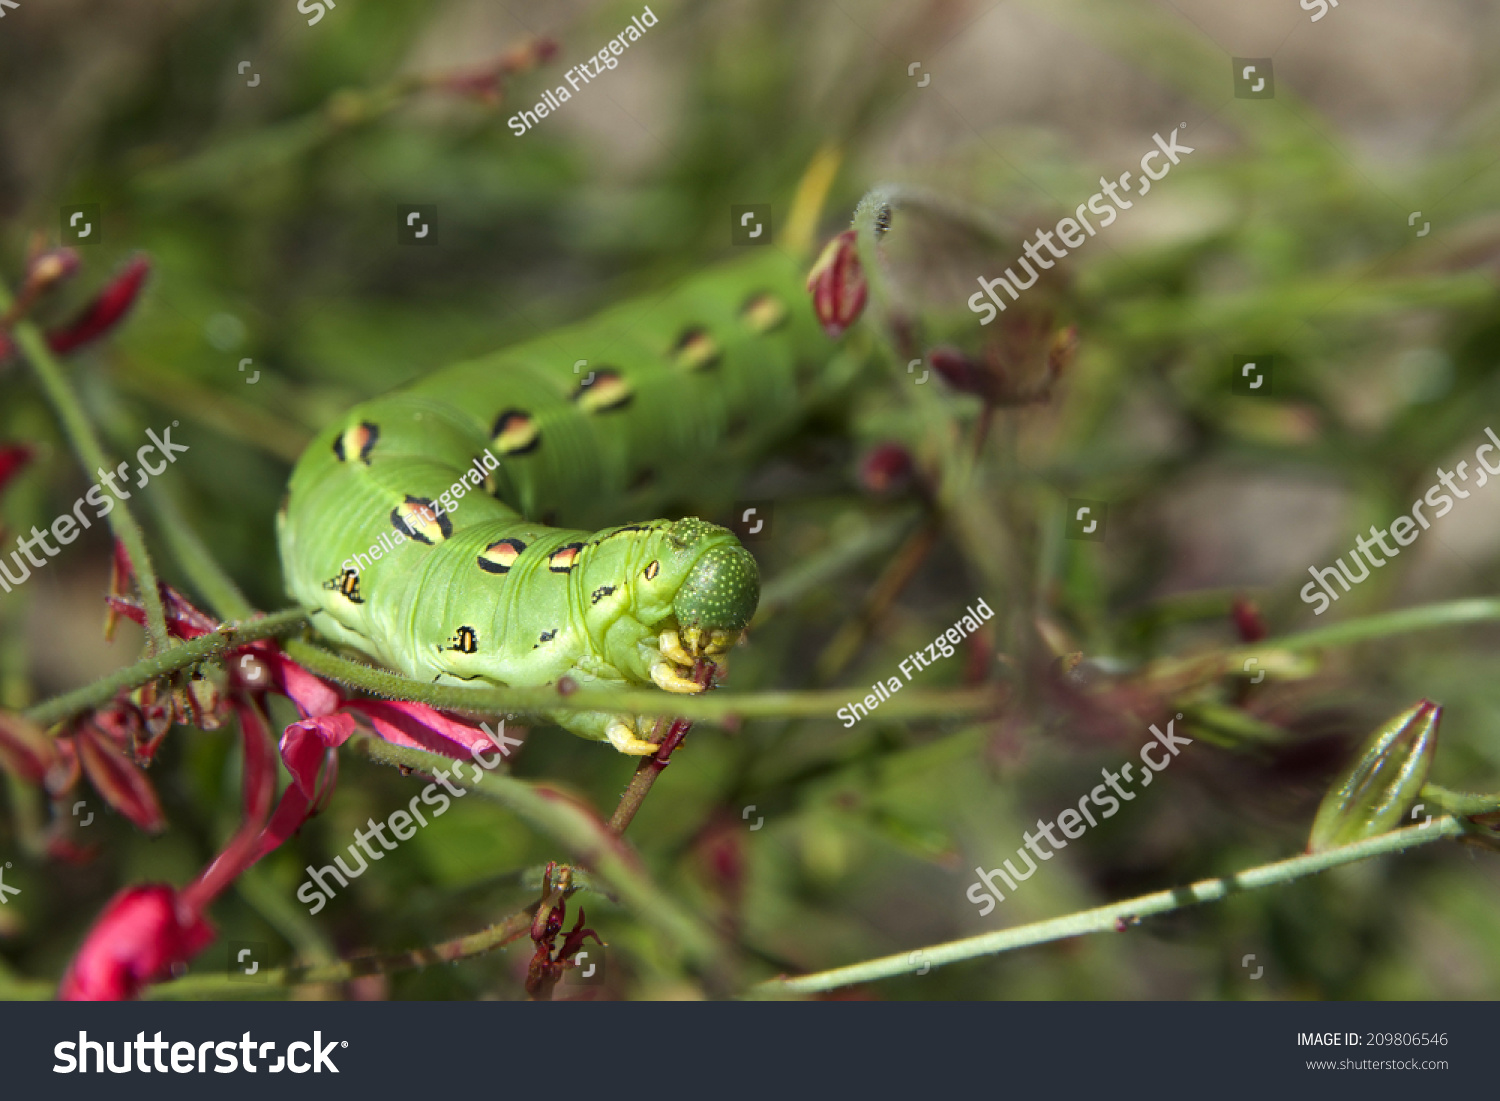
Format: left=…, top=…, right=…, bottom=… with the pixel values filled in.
left=663, top=518, right=759, bottom=657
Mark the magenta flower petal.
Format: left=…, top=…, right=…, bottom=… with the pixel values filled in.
left=57, top=884, right=214, bottom=1001
left=346, top=698, right=497, bottom=760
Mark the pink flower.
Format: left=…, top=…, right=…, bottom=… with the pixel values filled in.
left=57, top=885, right=215, bottom=1001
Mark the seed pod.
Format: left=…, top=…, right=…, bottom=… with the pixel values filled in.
left=1308, top=699, right=1440, bottom=852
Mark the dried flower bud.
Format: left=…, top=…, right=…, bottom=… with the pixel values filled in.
left=806, top=230, right=867, bottom=339
left=23, top=247, right=80, bottom=297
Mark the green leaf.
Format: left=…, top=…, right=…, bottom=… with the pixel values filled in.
left=1308, top=700, right=1441, bottom=852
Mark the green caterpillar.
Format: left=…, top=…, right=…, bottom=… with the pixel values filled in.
left=278, top=249, right=830, bottom=753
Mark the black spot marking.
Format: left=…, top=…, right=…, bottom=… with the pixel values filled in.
left=590, top=585, right=617, bottom=605
left=478, top=538, right=527, bottom=574
left=390, top=496, right=452, bottom=545
left=440, top=626, right=478, bottom=654
left=741, top=292, right=788, bottom=334
left=673, top=327, right=722, bottom=372
left=333, top=421, right=380, bottom=464
left=492, top=409, right=541, bottom=455
left=573, top=368, right=633, bottom=413
left=533, top=628, right=558, bottom=649
left=323, top=568, right=364, bottom=604
left=548, top=542, right=584, bottom=573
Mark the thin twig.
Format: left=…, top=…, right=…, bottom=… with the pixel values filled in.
left=283, top=638, right=998, bottom=723
left=749, top=816, right=1471, bottom=996
left=0, top=291, right=171, bottom=654
left=23, top=608, right=309, bottom=728
left=147, top=906, right=540, bottom=998
left=609, top=716, right=693, bottom=835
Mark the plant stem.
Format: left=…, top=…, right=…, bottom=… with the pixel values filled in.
left=608, top=717, right=692, bottom=835
left=0, top=294, right=171, bottom=655
left=283, top=638, right=997, bottom=723
left=1250, top=598, right=1500, bottom=655
left=749, top=816, right=1468, bottom=996
left=348, top=736, right=727, bottom=975
left=147, top=906, right=539, bottom=998
left=23, top=608, right=308, bottom=728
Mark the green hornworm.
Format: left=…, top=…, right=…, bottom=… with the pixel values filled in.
left=278, top=249, right=830, bottom=753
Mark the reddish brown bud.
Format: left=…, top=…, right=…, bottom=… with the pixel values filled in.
left=0, top=445, right=32, bottom=497
left=806, top=230, right=867, bottom=339
left=48, top=255, right=150, bottom=355
left=1231, top=596, right=1268, bottom=643
left=928, top=345, right=988, bottom=397
left=859, top=443, right=915, bottom=495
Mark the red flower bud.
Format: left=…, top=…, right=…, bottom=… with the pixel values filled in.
left=806, top=230, right=867, bottom=339
left=0, top=444, right=33, bottom=497
left=57, top=885, right=214, bottom=1000
left=859, top=442, right=915, bottom=495
left=47, top=255, right=150, bottom=356
left=1231, top=596, right=1268, bottom=643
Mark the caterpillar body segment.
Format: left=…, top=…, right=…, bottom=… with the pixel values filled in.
left=279, top=251, right=824, bottom=751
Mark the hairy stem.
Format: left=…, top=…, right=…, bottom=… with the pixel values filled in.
left=23, top=608, right=308, bottom=728
left=0, top=292, right=171, bottom=655
left=283, top=638, right=997, bottom=723
left=750, top=816, right=1469, bottom=996
left=147, top=906, right=539, bottom=998
left=348, top=736, right=726, bottom=976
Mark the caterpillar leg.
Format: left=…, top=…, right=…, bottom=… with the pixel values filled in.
left=606, top=719, right=664, bottom=756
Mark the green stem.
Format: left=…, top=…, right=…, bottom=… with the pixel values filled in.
left=1255, top=599, right=1500, bottom=655
left=0, top=293, right=171, bottom=654
left=349, top=736, right=726, bottom=976
left=1421, top=782, right=1500, bottom=817
left=283, top=639, right=998, bottom=723
left=147, top=905, right=538, bottom=999
left=23, top=608, right=308, bottom=728
left=750, top=816, right=1469, bottom=996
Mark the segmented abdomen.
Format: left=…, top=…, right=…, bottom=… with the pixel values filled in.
left=278, top=250, right=820, bottom=689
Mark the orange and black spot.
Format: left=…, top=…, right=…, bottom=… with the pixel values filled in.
left=590, top=584, right=618, bottom=605
left=478, top=537, right=527, bottom=575
left=492, top=409, right=541, bottom=456
left=333, top=421, right=380, bottom=465
left=440, top=626, right=479, bottom=655
left=323, top=568, right=364, bottom=604
left=741, top=292, right=787, bottom=334
left=673, top=327, right=722, bottom=372
left=573, top=368, right=633, bottom=413
left=548, top=542, right=584, bottom=574
left=390, top=496, right=452, bottom=546
left=643, top=559, right=660, bottom=581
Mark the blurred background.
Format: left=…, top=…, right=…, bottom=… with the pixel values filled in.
left=2, top=0, right=1500, bottom=999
